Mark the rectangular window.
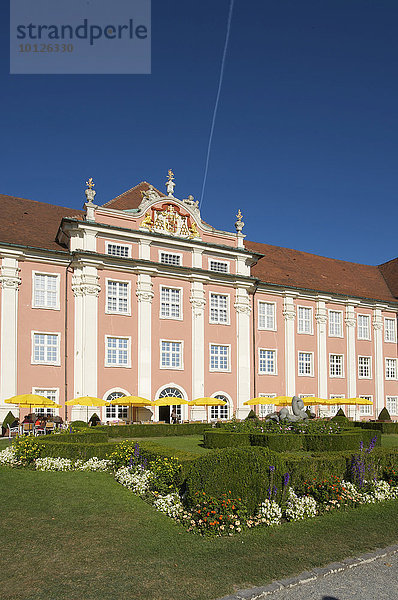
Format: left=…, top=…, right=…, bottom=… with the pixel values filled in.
left=106, top=281, right=129, bottom=314
left=209, top=260, right=229, bottom=273
left=259, top=349, right=277, bottom=374
left=258, top=394, right=276, bottom=417
left=160, top=341, right=182, bottom=369
left=297, top=306, right=313, bottom=334
left=358, top=314, right=371, bottom=340
left=329, top=354, right=344, bottom=377
left=106, top=243, right=131, bottom=258
left=386, top=396, right=398, bottom=415
left=33, top=389, right=58, bottom=415
left=385, top=358, right=397, bottom=380
left=32, top=333, right=60, bottom=365
left=298, top=352, right=313, bottom=376
left=329, top=395, right=345, bottom=415
left=385, top=318, right=397, bottom=343
left=328, top=310, right=343, bottom=337
left=258, top=302, right=276, bottom=330
left=160, top=252, right=181, bottom=266
left=358, top=356, right=371, bottom=378
left=33, top=273, right=59, bottom=309
left=210, top=344, right=229, bottom=371
left=210, top=293, right=228, bottom=324
left=359, top=396, right=373, bottom=416
left=106, top=337, right=130, bottom=367
left=160, top=287, right=181, bottom=319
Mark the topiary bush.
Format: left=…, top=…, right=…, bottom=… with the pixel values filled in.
left=378, top=407, right=392, bottom=421
left=70, top=420, right=88, bottom=429
left=89, top=413, right=101, bottom=426
left=1, top=411, right=16, bottom=436
left=184, top=447, right=287, bottom=514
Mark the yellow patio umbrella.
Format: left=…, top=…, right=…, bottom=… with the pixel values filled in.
left=300, top=397, right=331, bottom=406
left=346, top=398, right=373, bottom=405
left=188, top=397, right=227, bottom=423
left=243, top=397, right=277, bottom=405
left=65, top=396, right=110, bottom=422
left=109, top=395, right=153, bottom=422
left=153, top=397, right=189, bottom=406
left=5, top=394, right=62, bottom=413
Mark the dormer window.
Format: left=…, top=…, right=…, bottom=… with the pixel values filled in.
left=160, top=252, right=181, bottom=266
left=106, top=242, right=131, bottom=258
left=209, top=260, right=229, bottom=273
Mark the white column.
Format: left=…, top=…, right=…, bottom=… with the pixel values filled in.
left=283, top=294, right=296, bottom=396
left=345, top=303, right=357, bottom=402
left=235, top=287, right=251, bottom=418
left=315, top=300, right=328, bottom=399
left=136, top=273, right=153, bottom=404
left=373, top=308, right=384, bottom=418
left=0, top=256, right=21, bottom=421
left=72, top=265, right=100, bottom=418
left=190, top=279, right=206, bottom=420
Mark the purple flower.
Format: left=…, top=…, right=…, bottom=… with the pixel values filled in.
left=269, top=465, right=275, bottom=472
left=134, top=442, right=140, bottom=458
left=283, top=472, right=290, bottom=486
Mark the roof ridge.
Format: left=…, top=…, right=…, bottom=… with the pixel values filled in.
left=0, top=193, right=84, bottom=213
left=102, top=181, right=160, bottom=208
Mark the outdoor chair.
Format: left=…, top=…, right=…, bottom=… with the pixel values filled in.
left=7, top=425, right=19, bottom=439
left=45, top=422, right=55, bottom=434
left=35, top=425, right=46, bottom=436
left=22, top=423, right=34, bottom=435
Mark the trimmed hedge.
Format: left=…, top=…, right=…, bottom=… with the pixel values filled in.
left=96, top=423, right=212, bottom=438
left=203, top=429, right=381, bottom=452
left=43, top=431, right=109, bottom=444
left=185, top=447, right=286, bottom=514
left=354, top=421, right=398, bottom=434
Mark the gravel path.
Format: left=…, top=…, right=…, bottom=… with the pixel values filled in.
left=219, top=545, right=398, bottom=600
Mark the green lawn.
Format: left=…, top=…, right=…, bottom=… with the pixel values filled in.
left=2, top=466, right=398, bottom=600
left=109, top=434, right=209, bottom=454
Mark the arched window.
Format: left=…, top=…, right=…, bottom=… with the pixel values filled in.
left=158, top=387, right=183, bottom=421
left=210, top=395, right=229, bottom=420
left=105, top=391, right=127, bottom=420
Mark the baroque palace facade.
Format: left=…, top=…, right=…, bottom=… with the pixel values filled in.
left=0, top=171, right=397, bottom=423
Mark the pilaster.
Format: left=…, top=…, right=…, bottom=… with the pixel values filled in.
left=0, top=256, right=21, bottom=421
left=234, top=287, right=251, bottom=418
left=315, top=300, right=328, bottom=399
left=136, top=274, right=154, bottom=404
left=190, top=279, right=206, bottom=420
left=283, top=294, right=296, bottom=396
left=373, top=308, right=384, bottom=417
left=345, top=303, right=357, bottom=401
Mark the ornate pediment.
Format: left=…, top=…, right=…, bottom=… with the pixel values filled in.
left=140, top=202, right=200, bottom=239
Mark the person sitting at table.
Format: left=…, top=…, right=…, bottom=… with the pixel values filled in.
left=10, top=418, right=19, bottom=429
left=22, top=415, right=32, bottom=424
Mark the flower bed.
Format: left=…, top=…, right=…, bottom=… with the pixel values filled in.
left=1, top=436, right=398, bottom=537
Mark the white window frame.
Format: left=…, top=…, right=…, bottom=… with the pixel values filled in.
left=158, top=250, right=182, bottom=266
left=329, top=395, right=345, bottom=415
left=297, top=306, right=313, bottom=334
left=160, top=286, right=183, bottom=320
left=258, top=393, right=276, bottom=417
left=384, top=317, right=397, bottom=343
left=386, top=396, right=398, bottom=415
left=31, top=331, right=61, bottom=366
left=358, top=355, right=372, bottom=379
left=329, top=354, right=344, bottom=378
left=209, top=259, right=229, bottom=273
left=160, top=340, right=184, bottom=370
left=359, top=395, right=374, bottom=416
left=328, top=309, right=343, bottom=337
left=209, top=292, right=230, bottom=325
left=105, top=241, right=132, bottom=258
left=105, top=335, right=131, bottom=368
left=32, top=387, right=60, bottom=415
left=385, top=358, right=398, bottom=380
left=258, top=301, right=276, bottom=331
left=258, top=348, right=277, bottom=375
left=209, top=392, right=231, bottom=420
left=298, top=351, right=314, bottom=376
left=357, top=314, right=371, bottom=340
left=105, top=278, right=131, bottom=315
left=209, top=344, right=231, bottom=372
left=32, top=271, right=60, bottom=311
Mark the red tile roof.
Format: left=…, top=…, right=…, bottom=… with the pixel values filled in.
left=0, top=190, right=397, bottom=303
left=245, top=240, right=398, bottom=303
left=102, top=181, right=163, bottom=211
left=0, top=194, right=84, bottom=252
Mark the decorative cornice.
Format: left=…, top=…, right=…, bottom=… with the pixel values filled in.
left=234, top=301, right=251, bottom=315
left=71, top=273, right=101, bottom=297
left=136, top=279, right=154, bottom=303
left=315, top=309, right=328, bottom=325
left=345, top=317, right=356, bottom=328
left=373, top=317, right=383, bottom=331
left=0, top=266, right=21, bottom=290
left=283, top=308, right=296, bottom=321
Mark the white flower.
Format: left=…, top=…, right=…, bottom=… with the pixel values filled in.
left=257, top=499, right=282, bottom=526
left=0, top=445, right=21, bottom=466
left=285, top=488, right=317, bottom=521
left=114, top=466, right=153, bottom=496
left=35, top=457, right=72, bottom=471
left=75, top=457, right=110, bottom=472
left=153, top=493, right=184, bottom=519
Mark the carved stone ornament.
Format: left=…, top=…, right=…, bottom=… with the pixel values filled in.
left=190, top=296, right=206, bottom=316
left=141, top=203, right=200, bottom=239
left=283, top=308, right=296, bottom=321
left=235, top=209, right=245, bottom=233
left=315, top=311, right=328, bottom=324
left=71, top=274, right=101, bottom=297
left=85, top=178, right=96, bottom=204
left=345, top=317, right=356, bottom=328
left=0, top=275, right=21, bottom=290
left=373, top=318, right=383, bottom=331
left=136, top=280, right=154, bottom=303
left=234, top=301, right=251, bottom=315
left=141, top=185, right=161, bottom=202
left=166, top=169, right=176, bottom=197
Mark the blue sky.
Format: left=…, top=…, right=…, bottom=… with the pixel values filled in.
left=1, top=1, right=398, bottom=265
